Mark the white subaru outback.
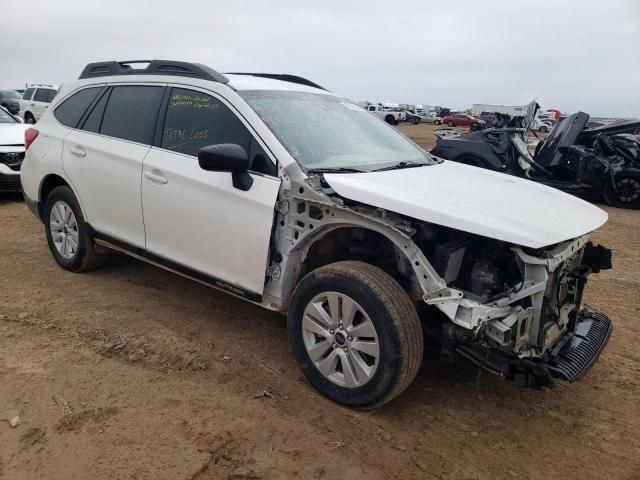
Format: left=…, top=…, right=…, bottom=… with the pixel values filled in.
left=21, top=60, right=614, bottom=408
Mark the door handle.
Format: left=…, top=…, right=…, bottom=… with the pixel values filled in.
left=30, top=103, right=35, bottom=106
left=69, top=146, right=86, bottom=157
left=144, top=170, right=168, bottom=184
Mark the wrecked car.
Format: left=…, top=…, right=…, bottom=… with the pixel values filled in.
left=21, top=60, right=613, bottom=409
left=432, top=105, right=640, bottom=209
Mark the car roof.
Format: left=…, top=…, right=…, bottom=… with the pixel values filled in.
left=225, top=74, right=333, bottom=95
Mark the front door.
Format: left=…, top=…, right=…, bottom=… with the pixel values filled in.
left=141, top=87, right=280, bottom=297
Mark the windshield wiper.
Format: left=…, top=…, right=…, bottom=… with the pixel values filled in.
left=371, top=161, right=429, bottom=172
left=307, top=167, right=365, bottom=174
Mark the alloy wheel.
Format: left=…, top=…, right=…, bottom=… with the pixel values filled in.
left=616, top=177, right=640, bottom=204
left=301, top=292, right=380, bottom=388
left=49, top=200, right=80, bottom=259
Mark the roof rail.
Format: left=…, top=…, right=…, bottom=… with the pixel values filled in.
left=78, top=60, right=229, bottom=84
left=225, top=73, right=328, bottom=91
left=26, top=83, right=54, bottom=88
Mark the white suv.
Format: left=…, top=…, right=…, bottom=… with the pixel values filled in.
left=19, top=84, right=58, bottom=124
left=21, top=60, right=614, bottom=408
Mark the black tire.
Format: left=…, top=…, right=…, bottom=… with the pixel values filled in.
left=24, top=112, right=36, bottom=124
left=384, top=115, right=396, bottom=125
left=602, top=173, right=640, bottom=209
left=539, top=125, right=548, bottom=133
left=447, top=121, right=455, bottom=127
left=43, top=186, right=106, bottom=272
left=288, top=261, right=423, bottom=409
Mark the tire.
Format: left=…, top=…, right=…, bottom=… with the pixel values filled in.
left=539, top=125, right=548, bottom=133
left=288, top=261, right=423, bottom=409
left=43, top=186, right=106, bottom=272
left=24, top=112, right=36, bottom=124
left=602, top=173, right=640, bottom=209
left=447, top=121, right=454, bottom=127
left=384, top=115, right=395, bottom=125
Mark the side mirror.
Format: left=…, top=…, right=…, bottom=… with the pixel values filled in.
left=198, top=144, right=253, bottom=191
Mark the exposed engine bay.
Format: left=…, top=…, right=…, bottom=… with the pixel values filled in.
left=265, top=164, right=613, bottom=389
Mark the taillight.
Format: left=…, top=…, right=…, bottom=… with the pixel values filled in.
left=25, top=128, right=39, bottom=151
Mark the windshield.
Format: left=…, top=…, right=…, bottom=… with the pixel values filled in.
left=239, top=91, right=434, bottom=172
left=0, top=108, right=18, bottom=124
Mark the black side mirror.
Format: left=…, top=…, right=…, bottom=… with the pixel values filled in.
left=198, top=144, right=253, bottom=191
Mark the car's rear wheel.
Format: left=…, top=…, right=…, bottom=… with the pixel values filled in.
left=44, top=186, right=106, bottom=272
left=24, top=112, right=36, bottom=124
left=288, top=261, right=423, bottom=409
left=603, top=173, right=640, bottom=209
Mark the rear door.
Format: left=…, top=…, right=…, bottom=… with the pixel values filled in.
left=141, top=86, right=280, bottom=297
left=32, top=88, right=56, bottom=120
left=62, top=84, right=165, bottom=247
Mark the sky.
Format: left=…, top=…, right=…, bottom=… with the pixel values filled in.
left=1, top=0, right=639, bottom=118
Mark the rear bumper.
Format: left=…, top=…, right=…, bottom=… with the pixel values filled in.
left=456, top=309, right=612, bottom=388
left=23, top=191, right=41, bottom=220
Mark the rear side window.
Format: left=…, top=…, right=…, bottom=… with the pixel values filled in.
left=54, top=87, right=101, bottom=128
left=33, top=89, right=48, bottom=102
left=100, top=86, right=163, bottom=144
left=82, top=90, right=109, bottom=133
left=34, top=88, right=56, bottom=103
left=23, top=88, right=35, bottom=101
left=160, top=88, right=250, bottom=157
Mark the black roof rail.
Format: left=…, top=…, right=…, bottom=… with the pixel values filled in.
left=225, top=73, right=328, bottom=91
left=78, top=60, right=229, bottom=84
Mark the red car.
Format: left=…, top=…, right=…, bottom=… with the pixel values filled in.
left=442, top=113, right=485, bottom=128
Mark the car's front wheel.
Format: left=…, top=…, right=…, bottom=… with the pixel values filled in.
left=44, top=186, right=106, bottom=272
left=288, top=261, right=423, bottom=409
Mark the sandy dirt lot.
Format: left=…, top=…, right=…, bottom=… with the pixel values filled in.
left=1, top=124, right=639, bottom=479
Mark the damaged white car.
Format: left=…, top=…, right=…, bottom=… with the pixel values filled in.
left=21, top=61, right=613, bottom=408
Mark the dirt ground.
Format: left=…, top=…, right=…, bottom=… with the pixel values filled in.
left=1, top=124, right=639, bottom=479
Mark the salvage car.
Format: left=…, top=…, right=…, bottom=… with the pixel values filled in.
left=418, top=113, right=442, bottom=125
left=19, top=84, right=58, bottom=124
left=0, top=106, right=28, bottom=192
left=442, top=113, right=485, bottom=128
left=21, top=60, right=613, bottom=408
left=432, top=108, right=640, bottom=209
left=0, top=90, right=22, bottom=115
left=403, top=110, right=422, bottom=124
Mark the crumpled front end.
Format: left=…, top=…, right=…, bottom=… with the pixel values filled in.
left=422, top=234, right=613, bottom=387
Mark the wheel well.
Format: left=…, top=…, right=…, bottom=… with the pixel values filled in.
left=301, top=227, right=412, bottom=290
left=38, top=174, right=69, bottom=218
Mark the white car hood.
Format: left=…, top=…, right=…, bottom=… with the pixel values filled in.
left=324, top=161, right=608, bottom=249
left=0, top=123, right=29, bottom=149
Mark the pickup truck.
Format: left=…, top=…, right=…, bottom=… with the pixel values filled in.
left=364, top=103, right=406, bottom=125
